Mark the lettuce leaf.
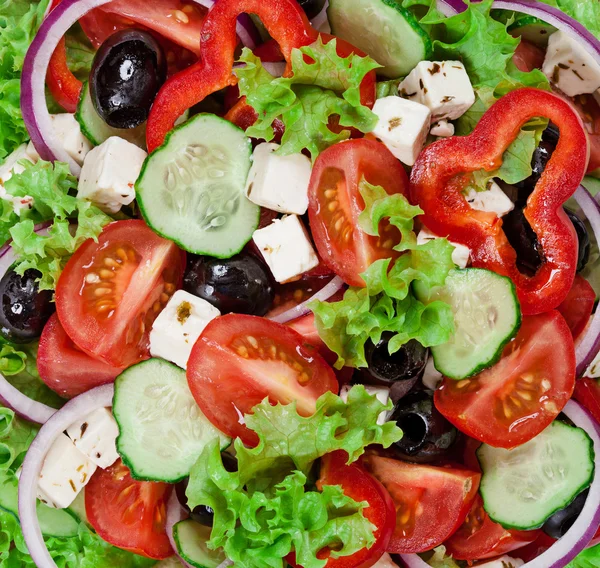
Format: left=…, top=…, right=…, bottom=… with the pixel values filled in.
left=568, top=544, right=600, bottom=568
left=1, top=160, right=111, bottom=290
left=235, top=37, right=379, bottom=160
left=0, top=0, right=50, bottom=163
left=312, top=181, right=455, bottom=369
left=537, top=0, right=600, bottom=40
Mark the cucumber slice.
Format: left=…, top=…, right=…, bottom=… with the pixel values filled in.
left=75, top=81, right=146, bottom=148
left=508, top=16, right=556, bottom=47
left=414, top=268, right=521, bottom=379
left=173, top=519, right=226, bottom=568
left=136, top=113, right=258, bottom=258
left=478, top=421, right=595, bottom=530
left=328, top=0, right=432, bottom=78
left=114, top=359, right=230, bottom=483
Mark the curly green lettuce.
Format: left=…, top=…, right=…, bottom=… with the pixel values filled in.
left=1, top=159, right=111, bottom=290
left=312, top=181, right=455, bottom=369
left=568, top=544, right=600, bottom=568
left=234, top=37, right=380, bottom=160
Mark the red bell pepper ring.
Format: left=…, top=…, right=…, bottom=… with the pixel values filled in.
left=146, top=0, right=376, bottom=152
left=410, top=88, right=589, bottom=316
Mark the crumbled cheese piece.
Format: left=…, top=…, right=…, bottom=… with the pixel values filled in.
left=66, top=408, right=120, bottom=469
left=430, top=119, right=455, bottom=137
left=464, top=181, right=514, bottom=218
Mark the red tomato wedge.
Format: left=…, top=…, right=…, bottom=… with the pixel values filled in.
left=86, top=460, right=173, bottom=559
left=574, top=377, right=600, bottom=425
left=435, top=311, right=576, bottom=449
left=363, top=455, right=480, bottom=554
left=307, top=139, right=409, bottom=287
left=37, top=314, right=124, bottom=398
left=55, top=220, right=185, bottom=369
left=444, top=495, right=540, bottom=561
left=557, top=274, right=596, bottom=340
left=186, top=314, right=338, bottom=446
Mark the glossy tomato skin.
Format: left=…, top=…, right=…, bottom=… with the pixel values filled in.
left=187, top=314, right=338, bottom=446
left=557, top=274, right=596, bottom=340
left=37, top=313, right=124, bottom=398
left=56, top=220, right=186, bottom=369
left=444, top=495, right=540, bottom=561
left=85, top=459, right=173, bottom=559
left=573, top=377, right=600, bottom=425
left=363, top=455, right=480, bottom=554
left=308, top=139, right=409, bottom=287
left=435, top=311, right=576, bottom=449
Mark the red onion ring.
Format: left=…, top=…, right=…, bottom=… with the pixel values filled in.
left=21, top=0, right=260, bottom=176
left=399, top=400, right=600, bottom=568
left=18, top=384, right=114, bottom=568
left=310, top=0, right=329, bottom=32
left=166, top=491, right=194, bottom=568
left=268, top=275, right=345, bottom=324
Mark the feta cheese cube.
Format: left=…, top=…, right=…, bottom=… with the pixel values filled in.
left=371, top=96, right=431, bottom=166
left=371, top=554, right=399, bottom=568
left=252, top=215, right=319, bottom=282
left=464, top=181, right=514, bottom=218
left=245, top=143, right=312, bottom=215
left=543, top=31, right=600, bottom=96
left=476, top=556, right=523, bottom=568
left=15, top=467, right=56, bottom=508
left=66, top=408, right=120, bottom=469
left=417, top=226, right=471, bottom=269
left=38, top=434, right=97, bottom=509
left=150, top=290, right=221, bottom=369
left=0, top=144, right=34, bottom=185
left=340, top=384, right=391, bottom=425
left=50, top=114, right=92, bottom=166
left=430, top=119, right=455, bottom=138
left=421, top=357, right=443, bottom=391
left=398, top=61, right=475, bottom=121
left=78, top=137, right=147, bottom=214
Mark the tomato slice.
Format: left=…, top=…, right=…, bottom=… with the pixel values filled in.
left=55, top=220, right=186, bottom=369
left=37, top=313, right=124, bottom=398
left=363, top=455, right=480, bottom=554
left=444, top=495, right=540, bottom=561
left=435, top=311, right=576, bottom=449
left=557, top=274, right=596, bottom=340
left=85, top=460, right=173, bottom=559
left=574, top=377, right=600, bottom=425
left=187, top=314, right=338, bottom=445
left=307, top=139, right=410, bottom=287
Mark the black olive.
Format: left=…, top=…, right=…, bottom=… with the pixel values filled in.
left=297, top=0, right=327, bottom=19
left=0, top=269, right=54, bottom=343
left=543, top=489, right=588, bottom=539
left=175, top=478, right=215, bottom=527
left=390, top=390, right=457, bottom=463
left=564, top=209, right=591, bottom=272
left=90, top=29, right=166, bottom=129
left=183, top=253, right=274, bottom=316
left=502, top=206, right=544, bottom=276
left=361, top=335, right=428, bottom=386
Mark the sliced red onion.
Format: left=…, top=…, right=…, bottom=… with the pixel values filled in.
left=166, top=491, right=193, bottom=568
left=18, top=384, right=114, bottom=568
left=311, top=0, right=330, bottom=32
left=22, top=0, right=260, bottom=176
left=574, top=185, right=600, bottom=377
left=268, top=276, right=344, bottom=324
left=399, top=400, right=600, bottom=568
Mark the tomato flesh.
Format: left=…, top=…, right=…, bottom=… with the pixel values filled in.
left=557, top=274, right=596, bottom=340
left=363, top=455, right=480, bottom=554
left=308, top=139, right=409, bottom=287
left=444, top=495, right=540, bottom=560
left=435, top=311, right=576, bottom=449
left=574, top=377, right=600, bottom=425
left=187, top=314, right=338, bottom=446
left=56, top=220, right=186, bottom=369
left=37, top=313, right=124, bottom=398
left=85, top=460, right=173, bottom=559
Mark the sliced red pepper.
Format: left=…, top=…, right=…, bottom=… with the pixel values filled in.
left=147, top=0, right=376, bottom=152
left=410, top=88, right=589, bottom=315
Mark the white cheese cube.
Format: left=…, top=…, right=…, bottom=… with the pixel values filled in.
left=399, top=61, right=475, bottom=121
left=476, top=556, right=523, bottom=568
left=150, top=290, right=220, bottom=369
left=50, top=114, right=92, bottom=167
left=66, top=408, right=119, bottom=469
left=78, top=136, right=147, bottom=214
left=421, top=357, right=443, bottom=390
left=15, top=467, right=56, bottom=509
left=38, top=433, right=97, bottom=509
left=340, top=385, right=391, bottom=425
left=543, top=31, right=600, bottom=96
left=430, top=119, right=455, bottom=137
left=245, top=143, right=312, bottom=215
left=464, top=181, right=514, bottom=218
left=585, top=348, right=600, bottom=379
left=371, top=96, right=431, bottom=166
left=417, top=226, right=471, bottom=269
left=371, top=554, right=399, bottom=568
left=0, top=144, right=34, bottom=185
left=252, top=215, right=319, bottom=282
